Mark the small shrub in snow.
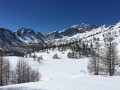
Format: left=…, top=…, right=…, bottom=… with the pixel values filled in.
left=62, top=52, right=65, bottom=54
left=37, top=55, right=43, bottom=63
left=32, top=54, right=37, bottom=61
left=32, top=55, right=37, bottom=58
left=47, top=51, right=50, bottom=54
left=67, top=52, right=80, bottom=59
left=53, top=53, right=61, bottom=59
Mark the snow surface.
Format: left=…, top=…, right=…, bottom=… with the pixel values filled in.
left=1, top=50, right=120, bottom=90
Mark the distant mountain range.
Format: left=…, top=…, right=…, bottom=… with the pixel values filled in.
left=0, top=21, right=120, bottom=51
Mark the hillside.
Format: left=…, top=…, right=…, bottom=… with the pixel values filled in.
left=48, top=22, right=120, bottom=46
left=0, top=28, right=45, bottom=51
left=46, top=23, right=98, bottom=40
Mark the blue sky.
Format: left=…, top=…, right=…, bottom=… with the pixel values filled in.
left=0, top=0, right=120, bottom=33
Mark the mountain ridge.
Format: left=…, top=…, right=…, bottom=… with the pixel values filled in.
left=0, top=21, right=120, bottom=51
left=45, top=23, right=99, bottom=40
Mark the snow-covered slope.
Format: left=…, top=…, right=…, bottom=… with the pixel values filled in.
left=0, top=28, right=45, bottom=51
left=1, top=21, right=120, bottom=51
left=48, top=22, right=120, bottom=46
left=46, top=23, right=98, bottom=41
left=15, top=28, right=45, bottom=44
left=1, top=51, right=120, bottom=90
left=0, top=28, right=21, bottom=51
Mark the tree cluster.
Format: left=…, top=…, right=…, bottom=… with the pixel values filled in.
left=88, top=31, right=119, bottom=76
left=0, top=54, right=41, bottom=86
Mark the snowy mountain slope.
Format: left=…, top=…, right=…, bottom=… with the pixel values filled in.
left=0, top=28, right=21, bottom=51
left=1, top=51, right=120, bottom=90
left=15, top=28, right=45, bottom=44
left=46, top=23, right=99, bottom=41
left=78, top=21, right=120, bottom=48
left=1, top=22, right=120, bottom=51
left=0, top=28, right=45, bottom=51
left=49, top=21, right=120, bottom=46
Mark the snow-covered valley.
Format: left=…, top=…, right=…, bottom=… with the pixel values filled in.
left=1, top=22, right=120, bottom=90
left=1, top=51, right=120, bottom=90
left=1, top=0, right=120, bottom=89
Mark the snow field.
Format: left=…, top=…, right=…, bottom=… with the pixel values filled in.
left=1, top=51, right=120, bottom=90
